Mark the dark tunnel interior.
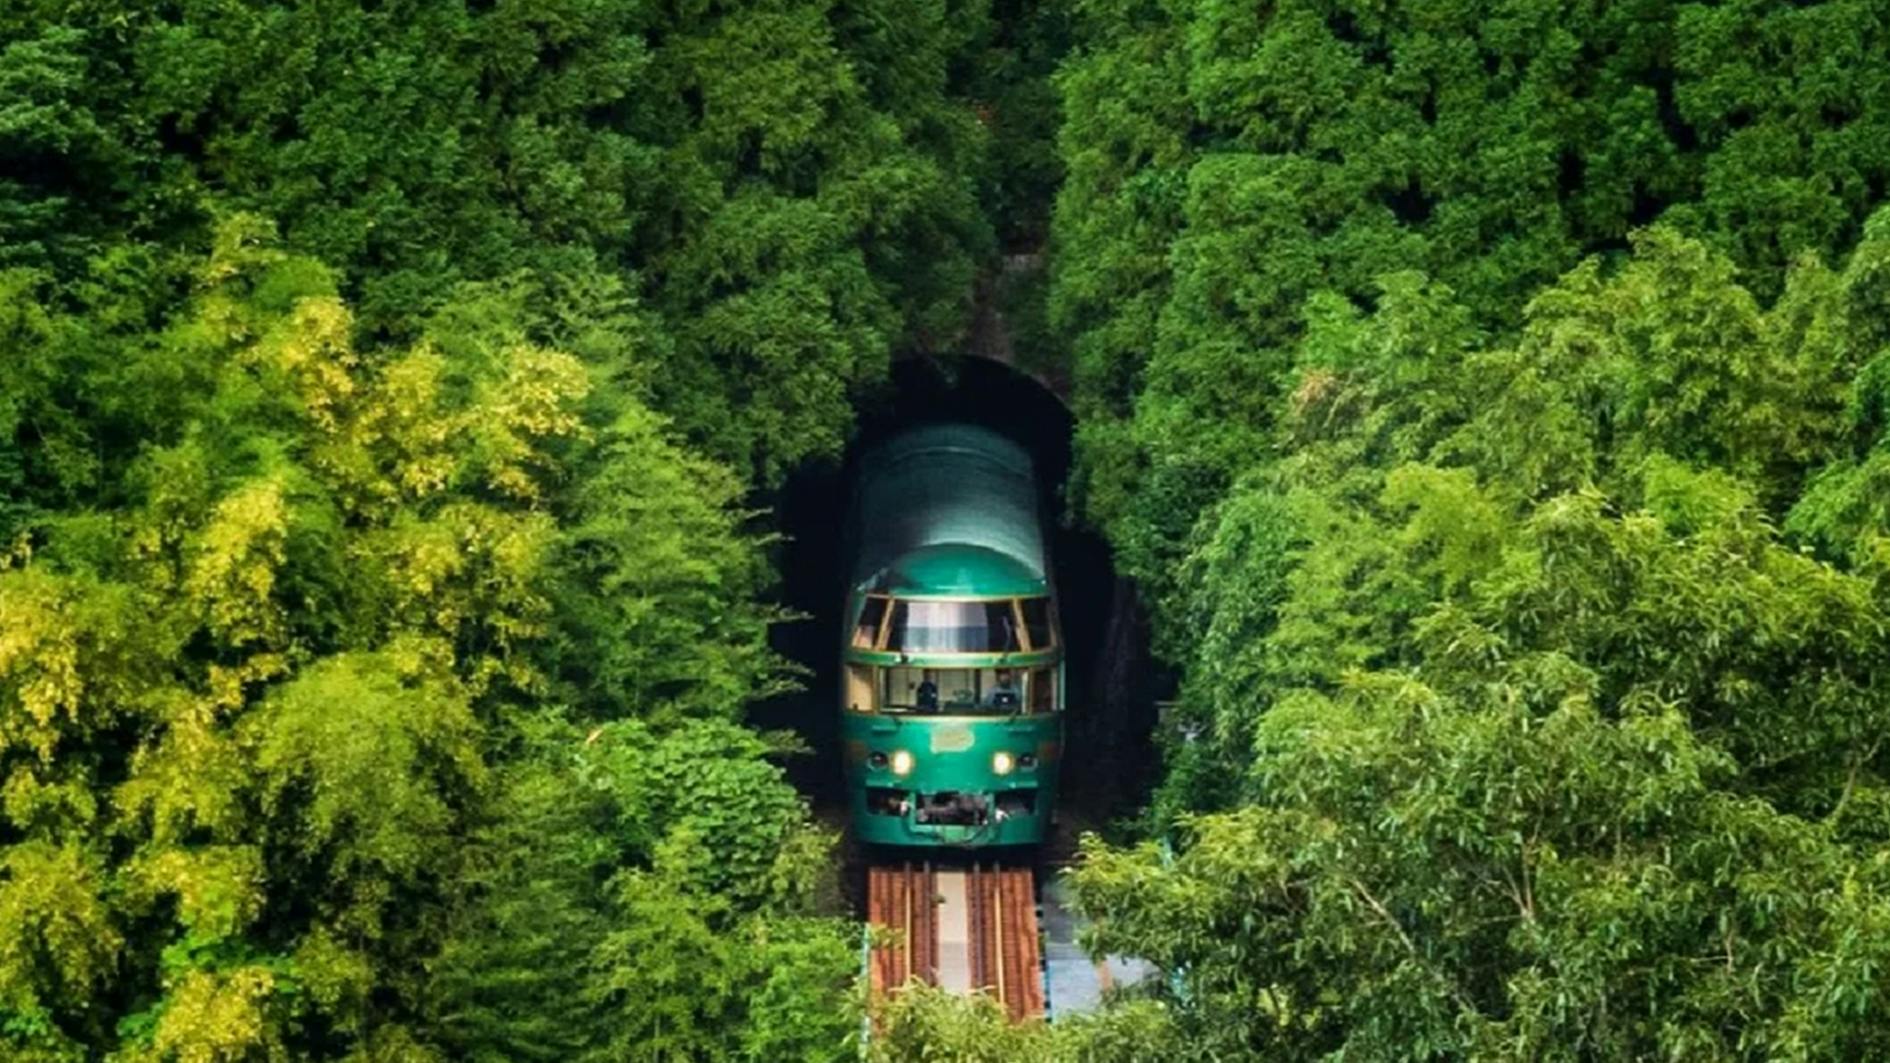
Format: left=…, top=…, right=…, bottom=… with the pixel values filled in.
left=750, top=356, right=1166, bottom=841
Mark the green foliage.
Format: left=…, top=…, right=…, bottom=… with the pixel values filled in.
left=549, top=404, right=793, bottom=723
left=1787, top=210, right=1890, bottom=566
left=0, top=26, right=115, bottom=268
left=0, top=225, right=843, bottom=1059
left=3, top=1, right=1042, bottom=1058
left=1062, top=199, right=1890, bottom=1052
left=866, top=984, right=1194, bottom=1062
left=427, top=716, right=854, bottom=1063
left=1049, top=16, right=1890, bottom=1055
left=955, top=0, right=1071, bottom=251
left=248, top=651, right=485, bottom=930
left=869, top=987, right=1053, bottom=1062
left=426, top=735, right=608, bottom=1063
left=1054, top=0, right=1890, bottom=608
left=14, top=0, right=1890, bottom=1056
left=1669, top=0, right=1890, bottom=292
left=588, top=873, right=856, bottom=1063
left=3, top=0, right=1000, bottom=482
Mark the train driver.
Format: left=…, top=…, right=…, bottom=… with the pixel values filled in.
left=990, top=669, right=1020, bottom=710
left=915, top=670, right=940, bottom=713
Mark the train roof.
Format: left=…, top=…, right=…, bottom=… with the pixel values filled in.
left=878, top=543, right=1045, bottom=597
left=849, top=424, right=1048, bottom=597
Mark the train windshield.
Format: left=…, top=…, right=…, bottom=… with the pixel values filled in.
left=885, top=600, right=1022, bottom=653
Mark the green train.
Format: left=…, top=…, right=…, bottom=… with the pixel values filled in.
left=839, top=424, right=1063, bottom=847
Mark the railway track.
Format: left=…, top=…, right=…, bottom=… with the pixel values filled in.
left=866, top=861, right=1044, bottom=1021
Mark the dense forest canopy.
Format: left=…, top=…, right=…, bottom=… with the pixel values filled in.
left=3, top=0, right=1890, bottom=1059
left=0, top=1, right=1011, bottom=1057
left=1049, top=0, right=1890, bottom=1058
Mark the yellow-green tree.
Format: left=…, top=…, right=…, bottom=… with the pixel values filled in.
left=0, top=221, right=850, bottom=1060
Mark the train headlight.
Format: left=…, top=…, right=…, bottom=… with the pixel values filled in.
left=991, top=751, right=1015, bottom=776
left=890, top=750, right=914, bottom=776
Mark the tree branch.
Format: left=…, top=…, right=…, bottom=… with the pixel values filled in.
left=1348, top=876, right=1478, bottom=1015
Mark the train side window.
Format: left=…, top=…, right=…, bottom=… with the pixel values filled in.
left=852, top=596, right=888, bottom=649
left=845, top=664, right=876, bottom=712
left=1020, top=597, right=1055, bottom=650
left=1029, top=666, right=1056, bottom=712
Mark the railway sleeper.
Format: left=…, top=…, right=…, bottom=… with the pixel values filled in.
left=867, top=863, right=1045, bottom=1023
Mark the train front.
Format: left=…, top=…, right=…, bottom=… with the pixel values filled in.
left=839, top=543, right=1063, bottom=847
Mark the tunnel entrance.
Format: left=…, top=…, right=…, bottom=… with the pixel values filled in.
left=750, top=356, right=1164, bottom=851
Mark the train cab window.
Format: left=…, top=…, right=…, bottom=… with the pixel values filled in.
left=878, top=667, right=1035, bottom=715
left=852, top=596, right=889, bottom=649
left=885, top=599, right=1022, bottom=653
left=1020, top=597, right=1055, bottom=650
left=882, top=666, right=972, bottom=712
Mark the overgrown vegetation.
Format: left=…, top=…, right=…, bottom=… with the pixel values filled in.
left=7, top=0, right=1890, bottom=1059
left=0, top=1, right=1002, bottom=1058
left=1044, top=1, right=1890, bottom=1059
left=0, top=220, right=862, bottom=1060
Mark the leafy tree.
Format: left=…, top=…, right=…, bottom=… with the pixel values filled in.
left=426, top=733, right=608, bottom=1063
left=1052, top=0, right=1890, bottom=615
left=547, top=402, right=793, bottom=723
left=3, top=0, right=1003, bottom=482
left=429, top=717, right=854, bottom=1063
left=632, top=0, right=992, bottom=480
left=865, top=983, right=1194, bottom=1062
left=1669, top=0, right=1890, bottom=294
left=0, top=222, right=845, bottom=1059
left=1064, top=220, right=1890, bottom=1057
left=1048, top=16, right=1890, bottom=1052
left=1048, top=0, right=1193, bottom=591
left=0, top=25, right=118, bottom=269
left=1788, top=209, right=1890, bottom=566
